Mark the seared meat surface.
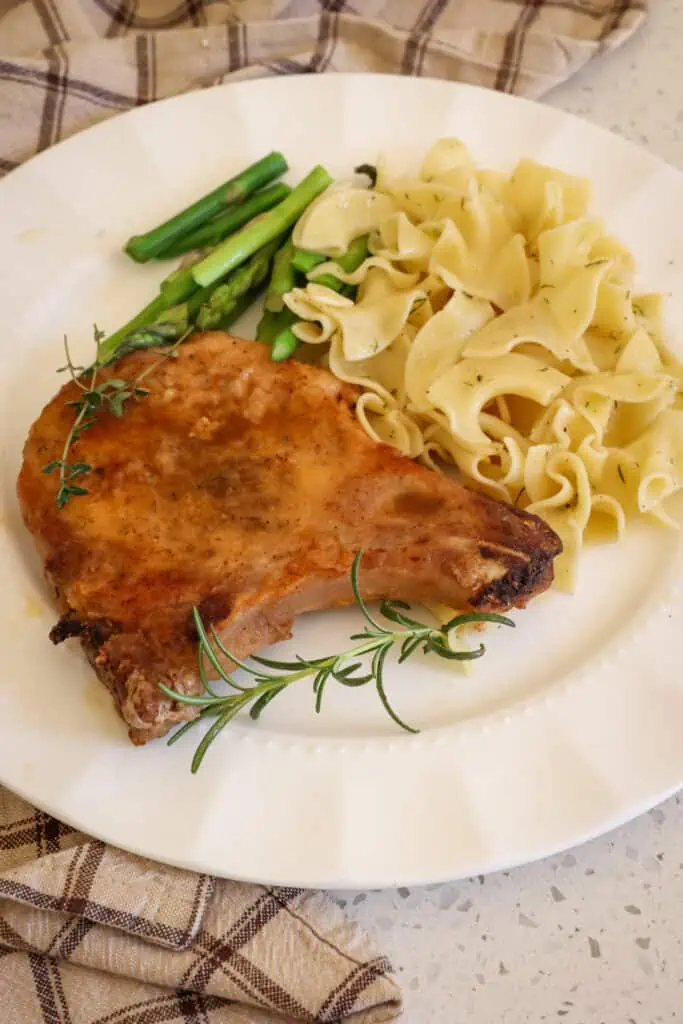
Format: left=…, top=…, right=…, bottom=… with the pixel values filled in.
left=18, top=332, right=561, bottom=743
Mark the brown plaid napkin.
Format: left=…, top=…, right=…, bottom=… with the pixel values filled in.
left=0, top=0, right=647, bottom=1020
left=0, top=0, right=646, bottom=174
left=0, top=788, right=400, bottom=1022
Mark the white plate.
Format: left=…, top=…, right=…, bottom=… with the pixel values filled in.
left=1, top=74, right=683, bottom=889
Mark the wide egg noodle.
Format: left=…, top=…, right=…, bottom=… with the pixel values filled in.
left=328, top=331, right=412, bottom=405
left=283, top=284, right=350, bottom=345
left=378, top=179, right=464, bottom=223
left=571, top=370, right=677, bottom=448
left=293, top=186, right=398, bottom=255
left=421, top=137, right=474, bottom=181
left=624, top=409, right=683, bottom=526
left=505, top=158, right=591, bottom=242
left=405, top=291, right=494, bottom=413
left=537, top=217, right=605, bottom=287
left=591, top=280, right=637, bottom=337
left=530, top=398, right=590, bottom=450
left=355, top=391, right=424, bottom=458
left=421, top=416, right=525, bottom=504
left=462, top=262, right=609, bottom=374
left=590, top=233, right=636, bottom=286
left=585, top=493, right=627, bottom=544
left=333, top=285, right=426, bottom=362
left=289, top=272, right=425, bottom=362
left=369, top=212, right=433, bottom=268
left=616, top=327, right=663, bottom=374
left=429, top=189, right=530, bottom=311
left=428, top=353, right=569, bottom=452
left=524, top=447, right=592, bottom=590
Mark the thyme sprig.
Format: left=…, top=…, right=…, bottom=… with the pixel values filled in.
left=43, top=324, right=189, bottom=508
left=161, top=552, right=514, bottom=773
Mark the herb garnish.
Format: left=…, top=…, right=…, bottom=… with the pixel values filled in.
left=161, top=552, right=514, bottom=772
left=43, top=323, right=190, bottom=508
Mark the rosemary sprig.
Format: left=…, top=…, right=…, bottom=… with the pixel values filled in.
left=161, top=552, right=514, bottom=773
left=43, top=324, right=189, bottom=508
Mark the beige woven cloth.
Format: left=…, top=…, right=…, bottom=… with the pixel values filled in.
left=0, top=1, right=647, bottom=1021
left=0, top=0, right=647, bottom=174
left=0, top=788, right=400, bottom=1023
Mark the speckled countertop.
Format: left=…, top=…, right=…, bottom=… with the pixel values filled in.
left=342, top=4, right=683, bottom=1020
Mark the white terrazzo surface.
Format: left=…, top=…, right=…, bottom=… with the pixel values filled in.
left=343, top=3, right=683, bottom=1020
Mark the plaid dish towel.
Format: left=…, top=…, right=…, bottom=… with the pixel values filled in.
left=0, top=0, right=646, bottom=1021
left=0, top=788, right=400, bottom=1022
left=0, top=0, right=646, bottom=173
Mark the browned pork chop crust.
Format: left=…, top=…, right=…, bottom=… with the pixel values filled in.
left=18, top=332, right=561, bottom=743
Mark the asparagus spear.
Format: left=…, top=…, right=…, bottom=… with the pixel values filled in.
left=99, top=273, right=225, bottom=362
left=124, top=152, right=288, bottom=263
left=271, top=326, right=299, bottom=362
left=158, top=265, right=197, bottom=304
left=102, top=219, right=285, bottom=360
left=312, top=277, right=354, bottom=296
left=196, top=237, right=283, bottom=330
left=157, top=277, right=226, bottom=333
left=264, top=237, right=297, bottom=313
left=99, top=264, right=199, bottom=361
left=255, top=309, right=282, bottom=344
left=326, top=233, right=369, bottom=272
left=291, top=248, right=326, bottom=275
left=192, top=166, right=333, bottom=288
left=101, top=267, right=261, bottom=364
left=303, top=235, right=370, bottom=292
left=213, top=285, right=264, bottom=332
left=98, top=293, right=172, bottom=363
left=159, top=183, right=291, bottom=259
left=256, top=306, right=296, bottom=344
left=264, top=236, right=371, bottom=362
left=292, top=235, right=369, bottom=275
left=101, top=320, right=187, bottom=363
left=257, top=306, right=299, bottom=361
left=255, top=304, right=299, bottom=358
left=289, top=234, right=369, bottom=295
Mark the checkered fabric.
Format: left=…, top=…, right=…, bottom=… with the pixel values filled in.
left=0, top=789, right=400, bottom=1022
left=0, top=1, right=646, bottom=173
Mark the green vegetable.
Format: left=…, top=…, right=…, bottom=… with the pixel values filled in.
left=159, top=183, right=291, bottom=259
left=316, top=234, right=369, bottom=277
left=98, top=265, right=199, bottom=363
left=255, top=309, right=282, bottom=345
left=310, top=275, right=351, bottom=295
left=158, top=265, right=200, bottom=304
left=97, top=294, right=174, bottom=364
left=212, top=286, right=263, bottom=332
left=271, top=327, right=298, bottom=362
left=264, top=236, right=297, bottom=313
left=191, top=166, right=333, bottom=288
left=160, top=550, right=515, bottom=773
left=124, top=152, right=288, bottom=263
left=195, top=237, right=282, bottom=331
left=294, top=234, right=370, bottom=294
left=291, top=248, right=327, bottom=275
left=256, top=306, right=298, bottom=357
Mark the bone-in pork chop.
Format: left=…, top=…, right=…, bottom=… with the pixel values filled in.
left=18, top=332, right=561, bottom=744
